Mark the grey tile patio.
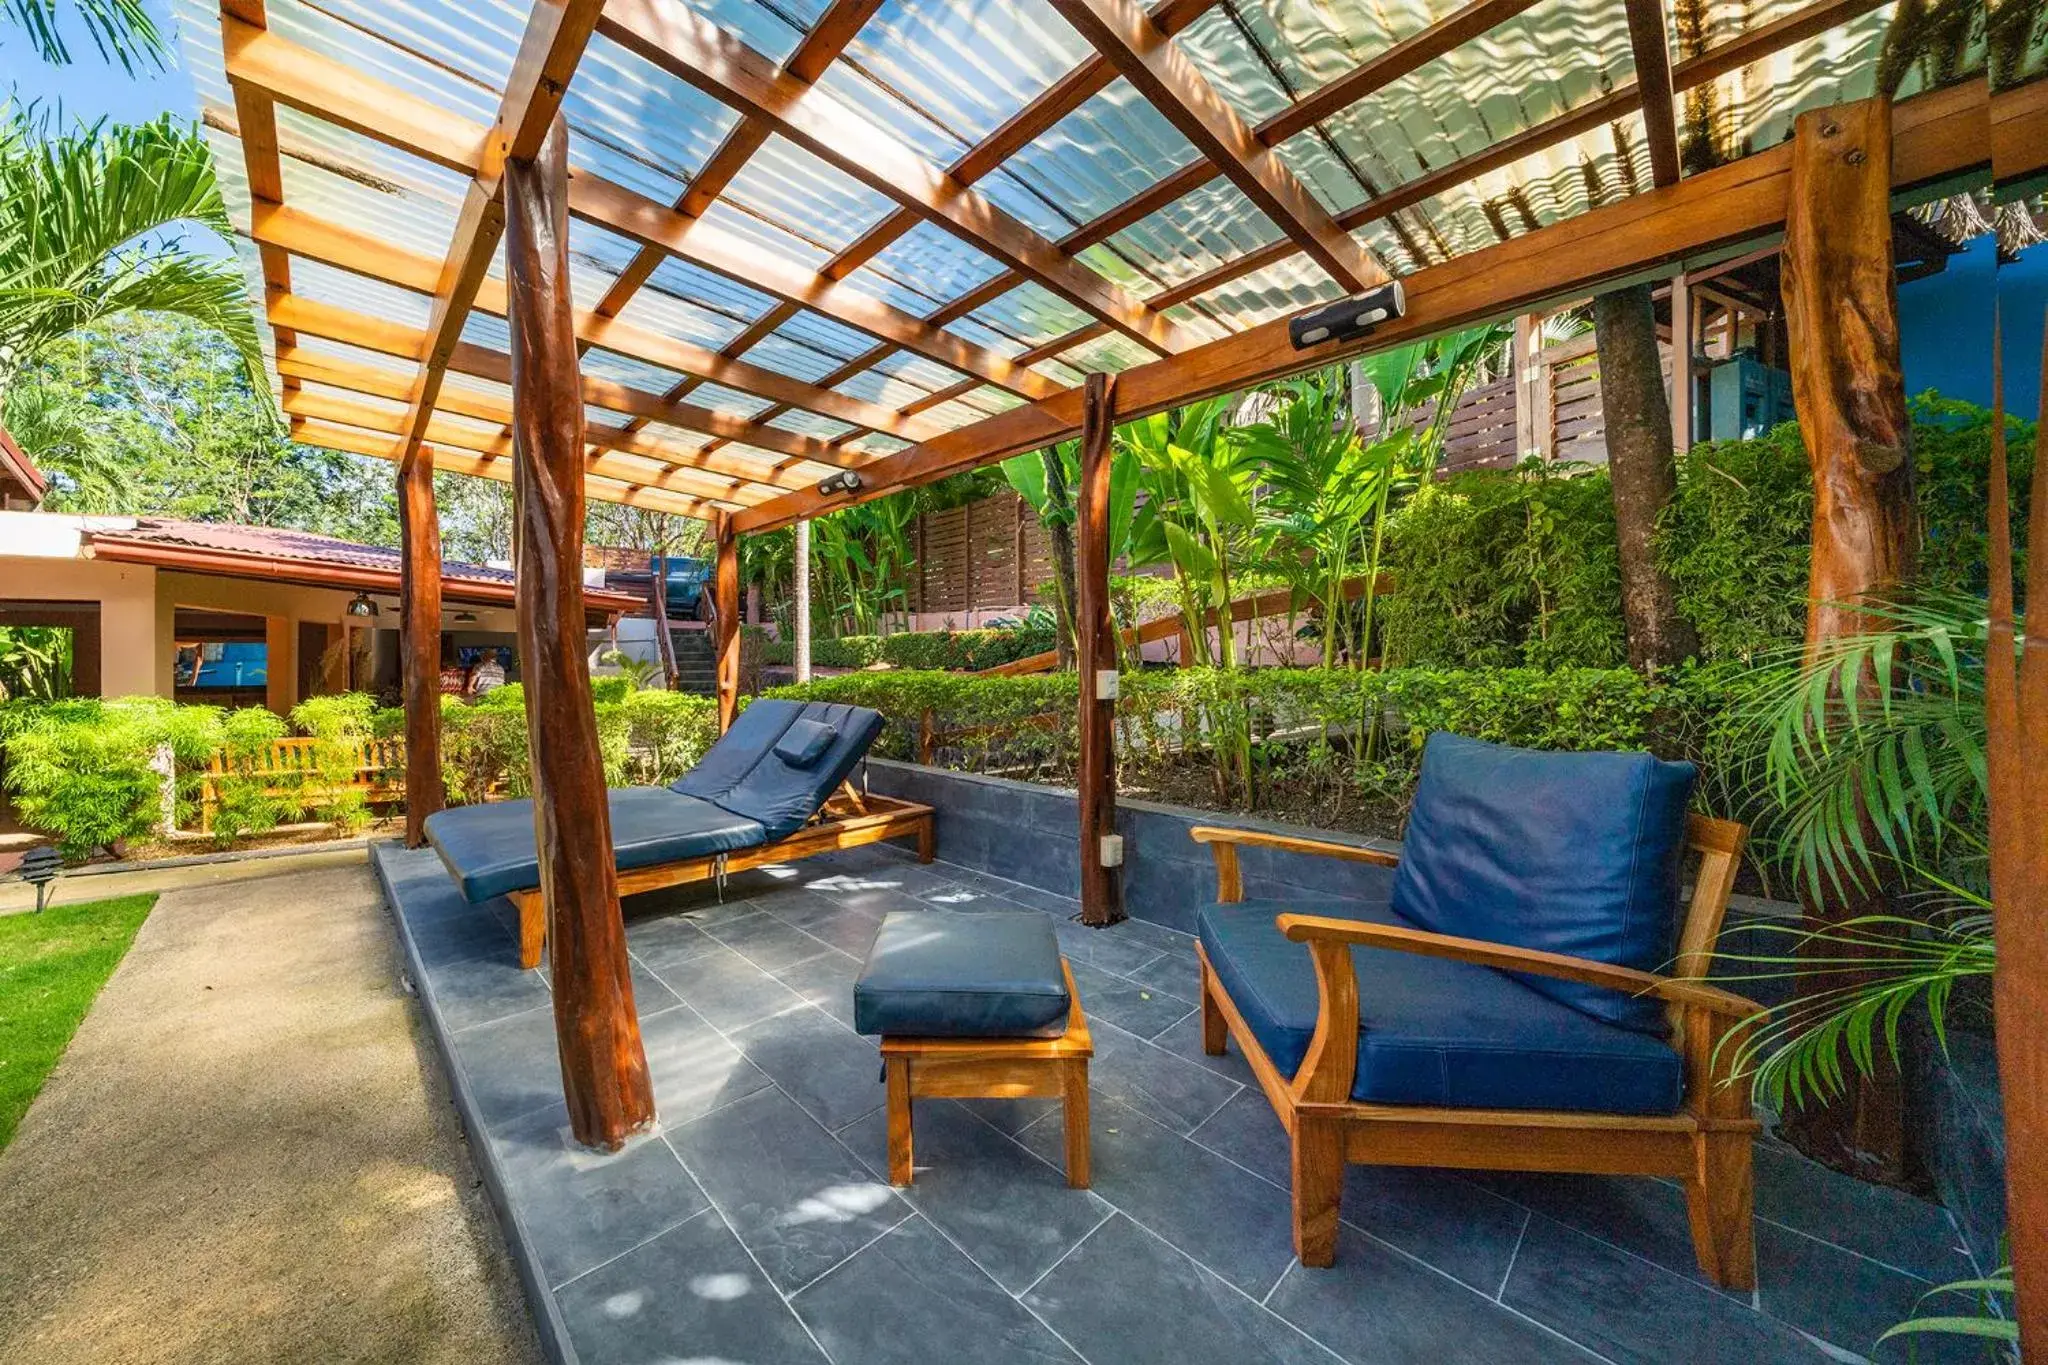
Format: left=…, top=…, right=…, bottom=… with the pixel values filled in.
left=792, top=1216, right=1082, bottom=1365
left=665, top=1085, right=909, bottom=1293
left=375, top=840, right=1976, bottom=1365
left=838, top=1099, right=1111, bottom=1292
left=554, top=1208, right=830, bottom=1364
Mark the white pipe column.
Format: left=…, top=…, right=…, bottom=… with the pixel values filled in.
left=794, top=518, right=811, bottom=684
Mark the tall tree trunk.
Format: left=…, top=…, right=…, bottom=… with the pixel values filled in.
left=1777, top=98, right=1917, bottom=1183
left=1042, top=447, right=1081, bottom=670
left=1592, top=283, right=1699, bottom=672
left=397, top=450, right=445, bottom=846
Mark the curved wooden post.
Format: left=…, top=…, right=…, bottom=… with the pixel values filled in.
left=713, top=510, right=740, bottom=732
left=1076, top=371, right=1121, bottom=925
left=397, top=446, right=445, bottom=846
left=1777, top=96, right=1916, bottom=1178
left=505, top=114, right=654, bottom=1150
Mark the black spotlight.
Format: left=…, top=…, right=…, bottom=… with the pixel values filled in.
left=20, top=844, right=62, bottom=914
left=816, top=470, right=865, bottom=497
left=1288, top=280, right=1406, bottom=351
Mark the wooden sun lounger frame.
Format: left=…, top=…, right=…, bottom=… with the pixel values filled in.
left=508, top=785, right=934, bottom=969
left=1189, top=814, right=1766, bottom=1288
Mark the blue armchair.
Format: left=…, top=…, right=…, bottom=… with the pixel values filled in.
left=1190, top=733, right=1763, bottom=1287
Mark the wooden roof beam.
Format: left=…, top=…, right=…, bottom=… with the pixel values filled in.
left=1623, top=0, right=1682, bottom=187
left=244, top=202, right=940, bottom=441
left=217, top=2, right=296, bottom=392
left=264, top=294, right=868, bottom=483
left=731, top=76, right=1996, bottom=534
left=599, top=0, right=1198, bottom=357
left=1048, top=0, right=1388, bottom=292
left=288, top=419, right=717, bottom=517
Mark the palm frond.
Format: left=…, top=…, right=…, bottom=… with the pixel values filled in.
left=3, top=0, right=165, bottom=72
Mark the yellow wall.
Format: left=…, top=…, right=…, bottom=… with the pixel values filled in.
left=0, top=557, right=162, bottom=697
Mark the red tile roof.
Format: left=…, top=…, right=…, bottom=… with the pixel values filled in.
left=0, top=424, right=48, bottom=506
left=83, top=517, right=646, bottom=615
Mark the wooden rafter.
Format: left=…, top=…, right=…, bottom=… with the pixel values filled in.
left=1623, top=0, right=1682, bottom=187
left=291, top=418, right=716, bottom=517
left=266, top=296, right=860, bottom=490
left=1013, top=0, right=1890, bottom=357
left=220, top=30, right=953, bottom=438
left=218, top=2, right=293, bottom=389
left=598, top=0, right=1198, bottom=357
left=396, top=0, right=607, bottom=465
left=1048, top=0, right=1387, bottom=292
left=731, top=76, right=1997, bottom=534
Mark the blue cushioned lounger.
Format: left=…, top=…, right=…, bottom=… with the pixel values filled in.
left=422, top=699, right=931, bottom=967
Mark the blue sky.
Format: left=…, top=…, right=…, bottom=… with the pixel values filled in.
left=6, top=1, right=195, bottom=125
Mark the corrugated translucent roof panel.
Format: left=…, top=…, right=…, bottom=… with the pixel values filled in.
left=853, top=222, right=1007, bottom=314
left=769, top=410, right=858, bottom=442
left=720, top=135, right=899, bottom=253
left=970, top=282, right=1092, bottom=348
left=1188, top=252, right=1346, bottom=330
left=847, top=0, right=1089, bottom=150
left=1001, top=78, right=1198, bottom=230
left=1106, top=179, right=1282, bottom=293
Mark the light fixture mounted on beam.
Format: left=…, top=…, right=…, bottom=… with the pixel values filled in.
left=1288, top=281, right=1406, bottom=351
left=346, top=592, right=380, bottom=618
left=817, top=470, right=864, bottom=498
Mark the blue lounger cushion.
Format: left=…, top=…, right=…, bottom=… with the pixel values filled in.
left=425, top=788, right=765, bottom=903
left=854, top=910, right=1070, bottom=1038
left=716, top=701, right=886, bottom=840
left=774, top=718, right=838, bottom=768
left=1390, top=733, right=1696, bottom=1036
left=669, top=699, right=804, bottom=805
left=1198, top=899, right=1683, bottom=1115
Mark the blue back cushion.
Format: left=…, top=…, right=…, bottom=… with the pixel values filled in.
left=670, top=699, right=802, bottom=803
left=774, top=719, right=838, bottom=769
left=715, top=702, right=886, bottom=840
left=1390, top=733, right=1697, bottom=1035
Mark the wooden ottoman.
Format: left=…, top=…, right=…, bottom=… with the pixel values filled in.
left=855, top=912, right=1092, bottom=1189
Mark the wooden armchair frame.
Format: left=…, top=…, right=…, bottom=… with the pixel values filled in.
left=1189, top=816, right=1765, bottom=1289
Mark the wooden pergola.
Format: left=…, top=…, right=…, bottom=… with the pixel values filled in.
left=185, top=0, right=2042, bottom=1340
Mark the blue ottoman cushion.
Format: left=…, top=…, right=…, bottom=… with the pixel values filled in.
left=855, top=911, right=1070, bottom=1038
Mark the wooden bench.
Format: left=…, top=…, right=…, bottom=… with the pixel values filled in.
left=199, top=737, right=404, bottom=833
left=880, top=959, right=1092, bottom=1188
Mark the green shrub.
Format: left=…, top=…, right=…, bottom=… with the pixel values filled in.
left=590, top=676, right=635, bottom=705
left=1655, top=423, right=1814, bottom=663
left=615, top=690, right=718, bottom=784
left=759, top=625, right=1057, bottom=673
left=2, top=697, right=225, bottom=856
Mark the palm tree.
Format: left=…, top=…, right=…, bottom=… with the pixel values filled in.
left=3, top=0, right=163, bottom=71
left=0, top=110, right=262, bottom=394
left=0, top=376, right=135, bottom=508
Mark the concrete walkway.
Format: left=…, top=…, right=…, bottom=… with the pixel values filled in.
left=0, top=862, right=542, bottom=1365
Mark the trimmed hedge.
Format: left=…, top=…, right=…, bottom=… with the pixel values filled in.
left=767, top=664, right=1747, bottom=833
left=2, top=687, right=720, bottom=857
left=758, top=624, right=1057, bottom=672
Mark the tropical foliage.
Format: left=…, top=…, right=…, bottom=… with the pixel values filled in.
left=2, top=0, right=163, bottom=71
left=0, top=110, right=259, bottom=391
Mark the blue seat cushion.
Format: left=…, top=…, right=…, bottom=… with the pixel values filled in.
left=1197, top=900, right=1682, bottom=1116
left=670, top=699, right=804, bottom=805
left=716, top=702, right=886, bottom=840
left=424, top=787, right=765, bottom=903
left=1391, top=732, right=1696, bottom=1035
left=854, top=910, right=1070, bottom=1039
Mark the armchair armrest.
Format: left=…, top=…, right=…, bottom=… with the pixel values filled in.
left=1189, top=825, right=1400, bottom=904
left=1275, top=914, right=1764, bottom=1019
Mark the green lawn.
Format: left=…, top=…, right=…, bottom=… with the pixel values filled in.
left=0, top=893, right=156, bottom=1151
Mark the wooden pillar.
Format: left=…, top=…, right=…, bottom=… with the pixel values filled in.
left=1512, top=313, right=1542, bottom=461
left=504, top=114, right=654, bottom=1151
left=1076, top=372, right=1121, bottom=926
left=793, top=518, right=811, bottom=685
left=1669, top=272, right=1693, bottom=452
left=1777, top=96, right=1916, bottom=1178
left=397, top=448, right=445, bottom=847
left=263, top=614, right=293, bottom=715
left=1986, top=305, right=2048, bottom=1362
left=713, top=510, right=740, bottom=732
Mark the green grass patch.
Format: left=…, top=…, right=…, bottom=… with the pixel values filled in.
left=0, top=893, right=155, bottom=1151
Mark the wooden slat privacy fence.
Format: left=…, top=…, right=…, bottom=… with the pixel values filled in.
left=903, top=489, right=1052, bottom=618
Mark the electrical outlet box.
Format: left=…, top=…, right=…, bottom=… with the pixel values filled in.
left=1099, top=833, right=1125, bottom=867
left=1095, top=669, right=1120, bottom=700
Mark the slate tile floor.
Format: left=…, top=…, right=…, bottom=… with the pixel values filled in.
left=373, top=840, right=1989, bottom=1365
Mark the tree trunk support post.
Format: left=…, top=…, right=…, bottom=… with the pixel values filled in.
left=504, top=114, right=655, bottom=1152
left=1986, top=305, right=2048, bottom=1364
left=1076, top=371, right=1122, bottom=927
left=397, top=446, right=446, bottom=847
left=714, top=510, right=741, bottom=733
left=1777, top=95, right=1917, bottom=1180
left=1669, top=272, right=1693, bottom=452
